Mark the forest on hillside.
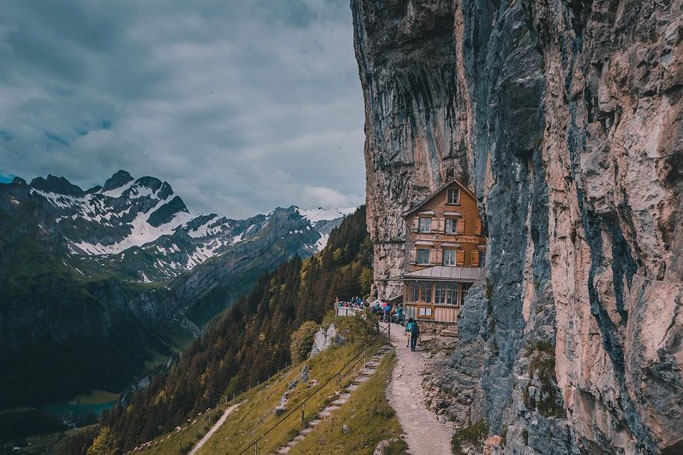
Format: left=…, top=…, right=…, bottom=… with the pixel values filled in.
left=92, top=206, right=372, bottom=453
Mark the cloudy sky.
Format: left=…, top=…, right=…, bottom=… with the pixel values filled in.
left=0, top=0, right=366, bottom=218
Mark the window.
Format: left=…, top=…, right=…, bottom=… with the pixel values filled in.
left=418, top=217, right=432, bottom=233
left=446, top=283, right=459, bottom=305
left=443, top=249, right=456, bottom=266
left=447, top=187, right=460, bottom=204
left=445, top=218, right=464, bottom=234
left=417, top=249, right=430, bottom=264
left=420, top=282, right=432, bottom=303
left=434, top=285, right=446, bottom=304
left=436, top=283, right=459, bottom=305
left=411, top=282, right=433, bottom=303
left=411, top=283, right=419, bottom=302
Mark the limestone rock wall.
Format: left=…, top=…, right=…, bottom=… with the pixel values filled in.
left=352, top=0, right=682, bottom=453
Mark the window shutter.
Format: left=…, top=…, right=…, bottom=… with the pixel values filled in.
left=456, top=249, right=465, bottom=266
left=457, top=218, right=465, bottom=234
left=471, top=250, right=480, bottom=267
left=474, top=219, right=482, bottom=236
left=412, top=218, right=419, bottom=232
left=410, top=248, right=416, bottom=264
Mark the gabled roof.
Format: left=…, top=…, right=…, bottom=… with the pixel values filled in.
left=403, top=266, right=481, bottom=282
left=403, top=179, right=476, bottom=217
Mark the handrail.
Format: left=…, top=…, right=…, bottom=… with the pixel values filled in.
left=235, top=324, right=390, bottom=455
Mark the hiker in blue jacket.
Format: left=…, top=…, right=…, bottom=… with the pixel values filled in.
left=405, top=318, right=419, bottom=351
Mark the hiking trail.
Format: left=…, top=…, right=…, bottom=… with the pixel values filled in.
left=188, top=401, right=242, bottom=455
left=382, top=322, right=456, bottom=454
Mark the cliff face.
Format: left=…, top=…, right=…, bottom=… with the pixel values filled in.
left=352, top=0, right=682, bottom=453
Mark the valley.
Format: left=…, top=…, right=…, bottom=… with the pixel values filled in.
left=0, top=171, right=353, bottom=443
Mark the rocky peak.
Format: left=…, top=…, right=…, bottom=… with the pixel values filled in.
left=102, top=170, right=134, bottom=192
left=148, top=196, right=189, bottom=227
left=30, top=174, right=85, bottom=197
left=135, top=176, right=164, bottom=192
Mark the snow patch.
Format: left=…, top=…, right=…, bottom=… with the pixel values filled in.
left=298, top=207, right=356, bottom=223
left=315, top=233, right=330, bottom=251
left=187, top=218, right=230, bottom=239
left=100, top=180, right=135, bottom=198
left=71, top=210, right=193, bottom=255
left=31, top=189, right=88, bottom=210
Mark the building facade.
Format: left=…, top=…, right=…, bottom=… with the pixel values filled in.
left=402, top=180, right=487, bottom=323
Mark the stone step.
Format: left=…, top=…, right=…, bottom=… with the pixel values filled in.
left=440, top=326, right=458, bottom=337
left=275, top=347, right=391, bottom=454
left=353, top=375, right=372, bottom=384
left=331, top=393, right=352, bottom=406
left=318, top=405, right=340, bottom=418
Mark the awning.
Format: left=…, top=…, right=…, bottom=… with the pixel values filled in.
left=403, top=266, right=481, bottom=282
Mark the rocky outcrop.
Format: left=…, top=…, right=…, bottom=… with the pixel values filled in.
left=352, top=0, right=682, bottom=453
left=309, top=323, right=346, bottom=358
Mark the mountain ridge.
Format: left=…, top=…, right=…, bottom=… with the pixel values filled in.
left=4, top=170, right=355, bottom=282
left=0, top=170, right=356, bottom=414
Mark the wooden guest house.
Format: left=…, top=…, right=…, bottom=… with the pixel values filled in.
left=402, top=180, right=487, bottom=323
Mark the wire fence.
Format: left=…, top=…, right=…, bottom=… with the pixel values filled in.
left=236, top=324, right=391, bottom=455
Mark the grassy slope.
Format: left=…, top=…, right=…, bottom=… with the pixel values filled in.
left=98, top=207, right=372, bottom=452
left=134, top=316, right=406, bottom=455
left=292, top=352, right=408, bottom=455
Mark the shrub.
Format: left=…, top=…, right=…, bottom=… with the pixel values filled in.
left=451, top=420, right=488, bottom=455
left=359, top=267, right=374, bottom=295
left=290, top=321, right=321, bottom=363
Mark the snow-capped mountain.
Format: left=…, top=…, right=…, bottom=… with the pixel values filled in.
left=14, top=170, right=354, bottom=282
left=0, top=170, right=358, bottom=410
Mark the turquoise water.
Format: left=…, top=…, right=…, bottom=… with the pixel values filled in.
left=42, top=400, right=117, bottom=419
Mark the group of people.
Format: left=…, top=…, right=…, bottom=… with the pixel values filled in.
left=335, top=296, right=364, bottom=309
left=337, top=296, right=421, bottom=351
left=369, top=299, right=397, bottom=322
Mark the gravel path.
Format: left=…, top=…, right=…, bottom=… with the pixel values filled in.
left=189, top=401, right=242, bottom=455
left=382, top=322, right=455, bottom=455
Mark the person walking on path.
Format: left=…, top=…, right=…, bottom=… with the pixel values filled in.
left=405, top=318, right=419, bottom=351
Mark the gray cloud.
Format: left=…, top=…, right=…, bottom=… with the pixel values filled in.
left=0, top=0, right=365, bottom=217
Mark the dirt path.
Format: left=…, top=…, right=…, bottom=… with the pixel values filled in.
left=382, top=322, right=455, bottom=455
left=189, top=401, right=242, bottom=455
